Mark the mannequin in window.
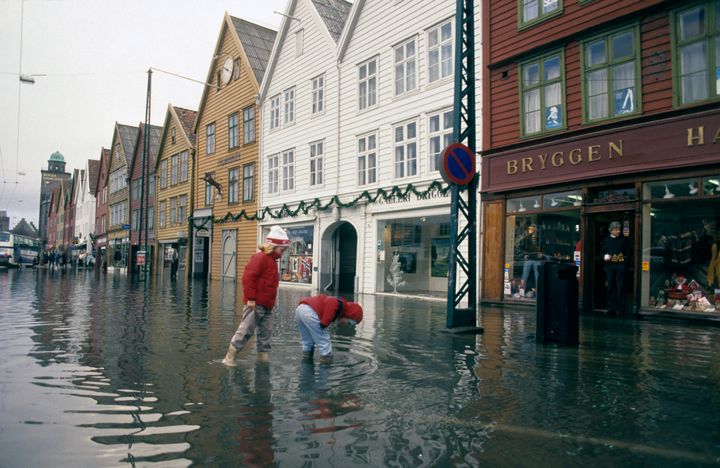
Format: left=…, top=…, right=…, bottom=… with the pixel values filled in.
left=602, top=221, right=629, bottom=314
left=517, top=223, right=543, bottom=298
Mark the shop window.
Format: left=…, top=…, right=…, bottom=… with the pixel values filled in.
left=504, top=210, right=581, bottom=300
left=588, top=186, right=636, bottom=204
left=643, top=178, right=700, bottom=200
left=507, top=196, right=542, bottom=213
left=520, top=50, right=565, bottom=136
left=641, top=197, right=720, bottom=312
left=543, top=190, right=582, bottom=209
left=376, top=216, right=450, bottom=295
left=703, top=175, right=720, bottom=195
left=582, top=26, right=640, bottom=122
left=273, top=226, right=313, bottom=284
left=671, top=1, right=720, bottom=105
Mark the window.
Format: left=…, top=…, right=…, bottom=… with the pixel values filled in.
left=171, top=154, right=179, bottom=185
left=148, top=175, right=155, bottom=197
left=357, top=133, right=377, bottom=186
left=672, top=1, right=720, bottom=105
left=148, top=206, right=154, bottom=230
left=205, top=173, right=214, bottom=206
left=358, top=57, right=378, bottom=110
left=243, top=106, right=255, bottom=144
left=243, top=163, right=254, bottom=202
left=520, top=0, right=561, bottom=26
left=206, top=123, right=215, bottom=154
left=228, top=168, right=239, bottom=204
left=270, top=95, right=281, bottom=130
left=310, top=141, right=324, bottom=186
left=180, top=151, right=188, bottom=182
left=583, top=27, right=640, bottom=121
left=233, top=58, right=241, bottom=80
left=216, top=71, right=221, bottom=91
left=275, top=225, right=314, bottom=283
left=284, top=88, right=295, bottom=124
left=429, top=109, right=453, bottom=171
left=521, top=51, right=564, bottom=135
left=170, top=197, right=177, bottom=225
left=268, top=154, right=279, bottom=194
left=132, top=210, right=139, bottom=231
left=282, top=150, right=295, bottom=191
left=394, top=38, right=417, bottom=95
left=312, top=75, right=324, bottom=114
left=170, top=127, right=176, bottom=144
left=428, top=20, right=453, bottom=83
left=131, top=179, right=141, bottom=201
left=394, top=121, right=418, bottom=178
left=178, top=195, right=186, bottom=224
left=296, top=29, right=304, bottom=56
left=115, top=143, right=121, bottom=160
left=159, top=200, right=166, bottom=228
left=228, top=113, right=239, bottom=149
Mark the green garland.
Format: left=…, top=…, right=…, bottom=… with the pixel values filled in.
left=211, top=180, right=452, bottom=224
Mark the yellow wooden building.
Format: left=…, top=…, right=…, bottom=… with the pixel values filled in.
left=191, top=13, right=276, bottom=280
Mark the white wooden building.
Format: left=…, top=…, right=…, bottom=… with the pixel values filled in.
left=260, top=0, right=479, bottom=297
left=73, top=159, right=100, bottom=255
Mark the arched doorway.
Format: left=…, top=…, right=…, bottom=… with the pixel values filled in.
left=221, top=229, right=236, bottom=279
left=320, top=221, right=358, bottom=294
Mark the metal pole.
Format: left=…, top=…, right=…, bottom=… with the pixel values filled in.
left=141, top=69, right=152, bottom=283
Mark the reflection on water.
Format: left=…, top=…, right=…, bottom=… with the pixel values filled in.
left=1, top=269, right=720, bottom=466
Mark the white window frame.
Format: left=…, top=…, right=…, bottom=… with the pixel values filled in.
left=205, top=173, right=214, bottom=206
left=170, top=197, right=177, bottom=225
left=206, top=123, right=215, bottom=154
left=178, top=195, right=186, bottom=224
left=358, top=57, right=378, bottom=110
left=357, top=133, right=378, bottom=186
left=428, top=109, right=453, bottom=172
left=427, top=19, right=454, bottom=83
left=309, top=141, right=324, bottom=186
left=312, top=74, right=325, bottom=115
left=268, top=154, right=279, bottom=194
left=270, top=95, right=281, bottom=130
left=159, top=200, right=166, bottom=228
left=170, top=154, right=178, bottom=185
left=393, top=119, right=418, bottom=179
left=180, top=151, right=188, bottom=182
left=228, top=167, right=239, bottom=204
left=282, top=149, right=295, bottom=192
left=243, top=163, right=254, bottom=202
left=394, top=37, right=417, bottom=96
left=284, top=87, right=295, bottom=125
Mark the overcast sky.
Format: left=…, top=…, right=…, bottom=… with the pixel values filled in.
left=0, top=0, right=286, bottom=229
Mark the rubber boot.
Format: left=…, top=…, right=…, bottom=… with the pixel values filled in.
left=222, top=345, right=239, bottom=367
left=319, top=354, right=333, bottom=365
left=302, top=351, right=313, bottom=361
left=256, top=352, right=270, bottom=363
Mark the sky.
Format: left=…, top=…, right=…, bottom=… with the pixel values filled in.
left=0, top=0, right=287, bottom=229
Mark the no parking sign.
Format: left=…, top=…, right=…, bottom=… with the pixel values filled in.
left=439, top=143, right=476, bottom=186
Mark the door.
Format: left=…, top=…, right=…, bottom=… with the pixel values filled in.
left=222, top=229, right=237, bottom=279
left=586, top=211, right=635, bottom=313
left=337, top=223, right=357, bottom=294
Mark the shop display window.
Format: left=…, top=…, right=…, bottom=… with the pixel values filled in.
left=504, top=202, right=580, bottom=300
left=376, top=216, right=450, bottom=295
left=641, top=186, right=720, bottom=313
left=277, top=226, right=313, bottom=284
left=588, top=186, right=636, bottom=204
left=507, top=196, right=541, bottom=213
left=543, top=190, right=583, bottom=209
left=643, top=178, right=700, bottom=200
left=703, top=176, right=720, bottom=196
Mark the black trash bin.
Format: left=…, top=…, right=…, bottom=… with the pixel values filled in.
left=536, top=262, right=579, bottom=345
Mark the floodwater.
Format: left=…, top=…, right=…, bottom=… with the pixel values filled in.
left=1, top=268, right=719, bottom=467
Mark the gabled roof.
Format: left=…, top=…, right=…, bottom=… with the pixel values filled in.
left=194, top=13, right=277, bottom=132
left=94, top=148, right=110, bottom=197
left=11, top=218, right=39, bottom=238
left=311, top=0, right=352, bottom=43
left=131, top=123, right=163, bottom=177
left=156, top=104, right=198, bottom=171
left=70, top=169, right=81, bottom=203
left=88, top=159, right=101, bottom=194
left=337, top=0, right=364, bottom=61
left=259, top=0, right=351, bottom=103
left=230, top=16, right=277, bottom=85
left=117, top=123, right=139, bottom=167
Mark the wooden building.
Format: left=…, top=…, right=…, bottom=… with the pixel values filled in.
left=93, top=148, right=110, bottom=269
left=192, top=14, right=276, bottom=281
left=155, top=105, right=197, bottom=277
left=481, top=0, right=720, bottom=320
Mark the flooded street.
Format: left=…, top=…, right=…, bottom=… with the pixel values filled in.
left=1, top=268, right=719, bottom=466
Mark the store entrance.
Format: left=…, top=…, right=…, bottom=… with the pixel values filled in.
left=586, top=210, right=635, bottom=314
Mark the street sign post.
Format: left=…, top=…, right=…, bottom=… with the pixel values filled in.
left=440, top=143, right=476, bottom=186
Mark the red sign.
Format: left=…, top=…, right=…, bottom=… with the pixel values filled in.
left=137, top=251, right=146, bottom=266
left=440, top=143, right=476, bottom=186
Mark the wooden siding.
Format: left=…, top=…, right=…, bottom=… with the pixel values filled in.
left=488, top=0, right=667, bottom=65
left=487, top=12, right=672, bottom=149
left=95, top=152, right=109, bottom=238
left=195, top=19, right=260, bottom=281
left=107, top=127, right=130, bottom=240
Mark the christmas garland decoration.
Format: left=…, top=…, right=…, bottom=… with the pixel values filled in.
left=203, top=180, right=451, bottom=225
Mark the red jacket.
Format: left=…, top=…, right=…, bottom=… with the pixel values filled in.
left=299, top=295, right=363, bottom=328
left=242, top=251, right=281, bottom=309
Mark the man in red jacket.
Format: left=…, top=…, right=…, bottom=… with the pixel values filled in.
left=295, top=294, right=363, bottom=364
left=222, top=226, right=289, bottom=366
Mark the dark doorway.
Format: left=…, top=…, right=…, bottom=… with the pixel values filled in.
left=336, top=222, right=357, bottom=294
left=586, top=210, right=635, bottom=313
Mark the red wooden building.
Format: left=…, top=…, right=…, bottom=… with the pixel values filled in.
left=94, top=148, right=110, bottom=269
left=481, top=0, right=720, bottom=320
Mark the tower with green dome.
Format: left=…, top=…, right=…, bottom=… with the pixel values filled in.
left=39, top=150, right=71, bottom=245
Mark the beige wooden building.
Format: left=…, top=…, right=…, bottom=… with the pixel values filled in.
left=191, top=14, right=276, bottom=280
left=154, top=105, right=198, bottom=277
left=105, top=123, right=138, bottom=272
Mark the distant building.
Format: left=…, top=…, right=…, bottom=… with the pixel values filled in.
left=0, top=210, right=9, bottom=232
left=39, top=151, right=71, bottom=245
